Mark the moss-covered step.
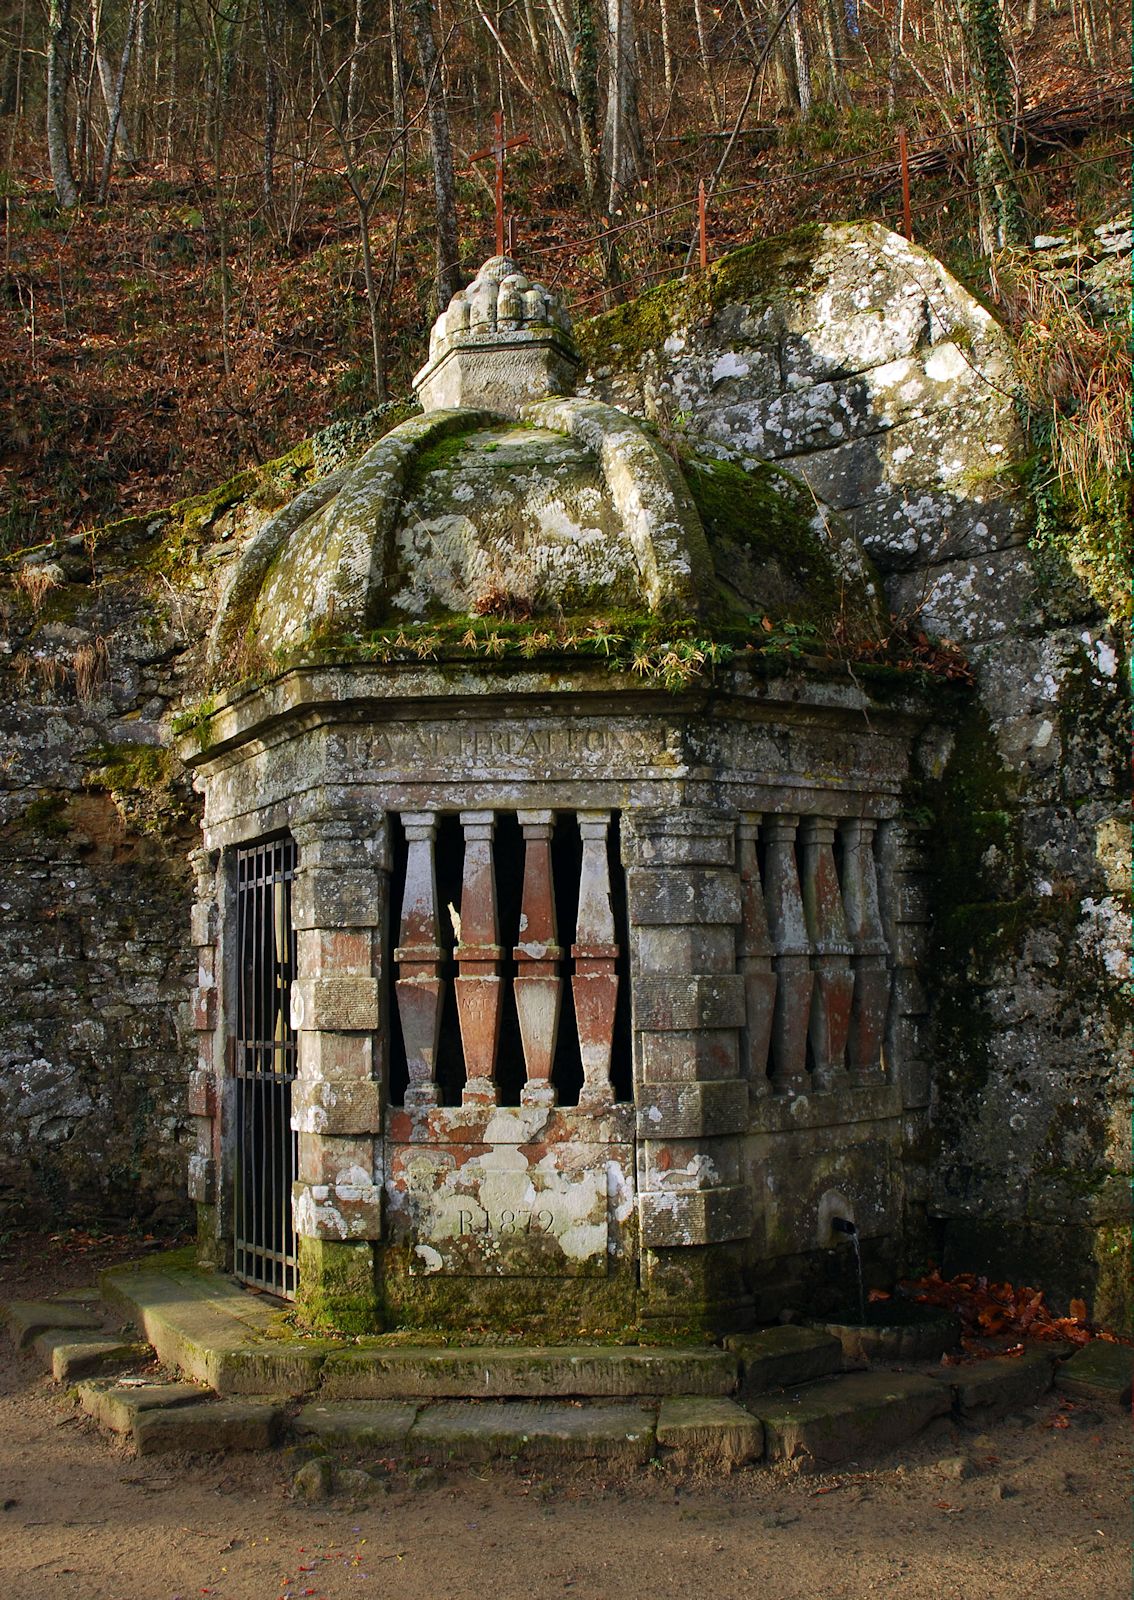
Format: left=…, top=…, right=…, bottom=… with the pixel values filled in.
left=655, top=1396, right=764, bottom=1467
left=725, top=1326, right=843, bottom=1397
left=1054, top=1341, right=1134, bottom=1407
left=2, top=1300, right=105, bottom=1349
left=101, top=1261, right=346, bottom=1394
left=407, top=1400, right=657, bottom=1465
left=751, top=1372, right=951, bottom=1470
left=318, top=1345, right=737, bottom=1400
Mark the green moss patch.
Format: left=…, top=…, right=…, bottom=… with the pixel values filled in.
left=82, top=742, right=192, bottom=837
left=576, top=224, right=823, bottom=369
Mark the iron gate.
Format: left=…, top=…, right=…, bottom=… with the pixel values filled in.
left=233, top=836, right=299, bottom=1296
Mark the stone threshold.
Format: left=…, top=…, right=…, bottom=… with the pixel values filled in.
left=5, top=1268, right=1126, bottom=1473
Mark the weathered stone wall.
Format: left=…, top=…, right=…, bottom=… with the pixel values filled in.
left=0, top=449, right=315, bottom=1224
left=580, top=220, right=1131, bottom=1322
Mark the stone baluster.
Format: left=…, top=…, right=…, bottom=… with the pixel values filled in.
left=571, top=811, right=619, bottom=1110
left=876, top=819, right=930, bottom=1102
left=801, top=816, right=854, bottom=1091
left=394, top=813, right=445, bottom=1108
left=514, top=810, right=562, bottom=1107
left=736, top=815, right=777, bottom=1102
left=841, top=817, right=890, bottom=1085
left=763, top=815, right=813, bottom=1096
left=454, top=810, right=502, bottom=1105
left=187, top=845, right=221, bottom=1260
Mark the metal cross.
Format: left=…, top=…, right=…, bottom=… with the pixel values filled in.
left=470, top=110, right=530, bottom=257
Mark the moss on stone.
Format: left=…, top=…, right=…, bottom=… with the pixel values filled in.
left=378, top=1244, right=642, bottom=1339
left=295, top=1238, right=382, bottom=1336
left=83, top=742, right=191, bottom=837
left=576, top=224, right=823, bottom=369
left=143, top=440, right=315, bottom=583
left=22, top=790, right=70, bottom=837
left=682, top=452, right=849, bottom=626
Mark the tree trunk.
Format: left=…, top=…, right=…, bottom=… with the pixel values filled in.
left=964, top=0, right=1028, bottom=252
left=692, top=0, right=723, bottom=126
left=46, top=0, right=80, bottom=206
left=409, top=0, right=462, bottom=305
left=789, top=0, right=812, bottom=118
left=658, top=0, right=673, bottom=93
left=97, top=0, right=141, bottom=202
left=602, top=0, right=644, bottom=208
left=97, top=47, right=137, bottom=164
left=257, top=0, right=280, bottom=203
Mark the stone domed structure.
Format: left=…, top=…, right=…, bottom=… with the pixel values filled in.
left=208, top=257, right=877, bottom=678
left=183, top=256, right=935, bottom=1339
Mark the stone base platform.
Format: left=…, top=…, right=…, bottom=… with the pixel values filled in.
left=1, top=1261, right=1100, bottom=1473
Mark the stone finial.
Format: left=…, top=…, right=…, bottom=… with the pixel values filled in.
left=413, top=255, right=580, bottom=418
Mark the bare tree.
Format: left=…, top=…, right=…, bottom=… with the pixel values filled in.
left=409, top=0, right=462, bottom=305
left=46, top=0, right=80, bottom=206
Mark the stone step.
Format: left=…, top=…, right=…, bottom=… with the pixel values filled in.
left=405, top=1400, right=657, bottom=1465
left=656, top=1396, right=764, bottom=1467
left=319, top=1344, right=737, bottom=1400
left=76, top=1377, right=284, bottom=1455
left=1054, top=1341, right=1134, bottom=1408
left=935, top=1346, right=1060, bottom=1421
left=751, top=1371, right=951, bottom=1471
left=2, top=1300, right=105, bottom=1349
left=32, top=1330, right=151, bottom=1383
left=725, top=1326, right=843, bottom=1397
left=102, top=1264, right=343, bottom=1395
left=294, top=1401, right=422, bottom=1450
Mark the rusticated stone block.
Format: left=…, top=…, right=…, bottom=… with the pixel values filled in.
left=291, top=976, right=381, bottom=1032
left=186, top=1153, right=215, bottom=1204
left=187, top=1068, right=216, bottom=1120
left=623, top=811, right=737, bottom=868
left=190, top=903, right=216, bottom=946
left=293, top=1179, right=382, bottom=1240
left=635, top=974, right=745, bottom=1031
left=639, top=1184, right=750, bottom=1247
left=292, top=1077, right=382, bottom=1136
left=634, top=925, right=738, bottom=975
left=638, top=1031, right=739, bottom=1082
left=292, top=869, right=382, bottom=930
left=627, top=868, right=741, bottom=927
left=191, top=986, right=217, bottom=1031
left=636, top=1079, right=748, bottom=1139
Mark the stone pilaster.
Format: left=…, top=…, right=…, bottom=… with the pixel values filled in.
left=187, top=845, right=222, bottom=1264
left=625, top=809, right=751, bottom=1331
left=289, top=813, right=388, bottom=1332
left=876, top=819, right=931, bottom=1107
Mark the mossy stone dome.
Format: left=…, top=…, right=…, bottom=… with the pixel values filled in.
left=208, top=259, right=880, bottom=680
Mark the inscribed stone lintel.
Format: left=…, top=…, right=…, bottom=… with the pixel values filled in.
left=389, top=1161, right=616, bottom=1278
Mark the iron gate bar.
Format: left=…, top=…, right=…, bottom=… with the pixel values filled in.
left=233, top=837, right=299, bottom=1297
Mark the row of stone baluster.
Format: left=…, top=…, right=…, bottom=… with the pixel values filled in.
left=392, top=808, right=893, bottom=1109
left=745, top=814, right=891, bottom=1097
left=394, top=809, right=619, bottom=1110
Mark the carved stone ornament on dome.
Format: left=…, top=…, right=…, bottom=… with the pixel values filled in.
left=412, top=255, right=581, bottom=418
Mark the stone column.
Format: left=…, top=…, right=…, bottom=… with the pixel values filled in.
left=454, top=810, right=503, bottom=1105
left=515, top=810, right=562, bottom=1108
left=625, top=809, right=750, bottom=1332
left=187, top=845, right=223, bottom=1264
left=394, top=812, right=445, bottom=1109
left=289, top=812, right=387, bottom=1333
left=571, top=811, right=619, bottom=1111
left=763, top=815, right=813, bottom=1097
left=876, top=818, right=930, bottom=1105
left=801, top=816, right=854, bottom=1091
left=736, top=815, right=776, bottom=1105
left=841, top=817, right=890, bottom=1085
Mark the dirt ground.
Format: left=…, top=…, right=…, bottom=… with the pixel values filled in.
left=1, top=1235, right=1129, bottom=1600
